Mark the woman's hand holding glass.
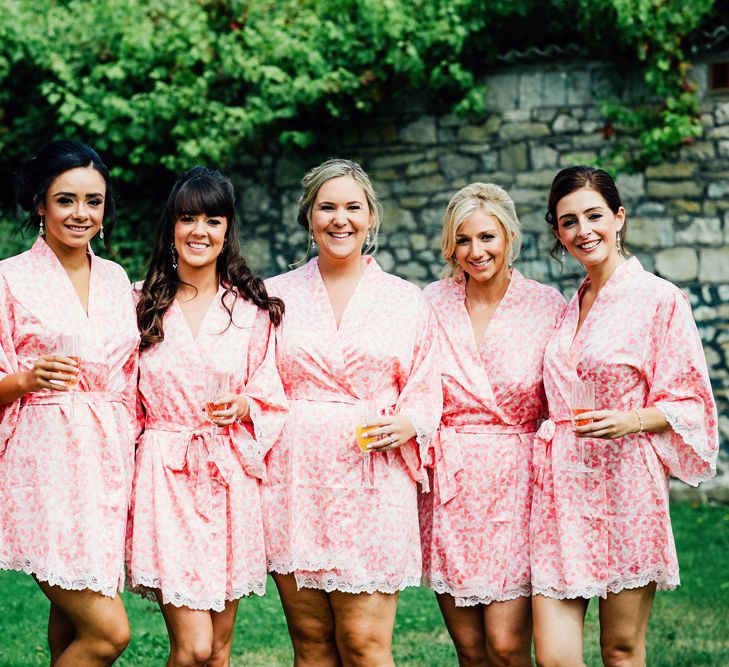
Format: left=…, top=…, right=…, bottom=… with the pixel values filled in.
left=204, top=370, right=249, bottom=428
left=206, top=393, right=249, bottom=427
left=574, top=409, right=644, bottom=439
left=22, top=353, right=80, bottom=393
left=358, top=413, right=416, bottom=452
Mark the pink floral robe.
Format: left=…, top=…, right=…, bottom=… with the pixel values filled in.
left=262, top=257, right=442, bottom=593
left=420, top=270, right=566, bottom=606
left=0, top=238, right=138, bottom=597
left=531, top=258, right=719, bottom=599
left=126, top=285, right=287, bottom=610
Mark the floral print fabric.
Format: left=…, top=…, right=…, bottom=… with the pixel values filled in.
left=126, top=285, right=287, bottom=610
left=262, top=257, right=442, bottom=593
left=0, top=238, right=139, bottom=597
left=531, top=258, right=719, bottom=599
left=420, top=271, right=565, bottom=606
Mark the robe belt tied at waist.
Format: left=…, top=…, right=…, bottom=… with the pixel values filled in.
left=23, top=390, right=127, bottom=407
left=144, top=418, right=234, bottom=520
left=289, top=389, right=399, bottom=407
left=534, top=417, right=572, bottom=489
left=289, top=390, right=400, bottom=488
left=434, top=422, right=538, bottom=505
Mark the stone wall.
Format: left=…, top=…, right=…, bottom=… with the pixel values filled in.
left=234, top=59, right=729, bottom=501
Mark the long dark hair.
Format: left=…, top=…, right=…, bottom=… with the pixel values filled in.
left=14, top=140, right=116, bottom=248
left=136, top=166, right=283, bottom=350
left=545, top=165, right=628, bottom=260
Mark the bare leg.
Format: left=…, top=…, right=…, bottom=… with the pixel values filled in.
left=208, top=599, right=240, bottom=667
left=598, top=584, right=656, bottom=667
left=48, top=602, right=75, bottom=665
left=329, top=589, right=399, bottom=667
left=272, top=572, right=340, bottom=666
left=435, top=593, right=488, bottom=666
left=156, top=592, right=214, bottom=667
left=483, top=596, right=533, bottom=667
left=35, top=581, right=130, bottom=667
left=532, top=594, right=589, bottom=667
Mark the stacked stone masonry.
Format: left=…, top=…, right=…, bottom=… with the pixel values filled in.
left=234, top=60, right=729, bottom=502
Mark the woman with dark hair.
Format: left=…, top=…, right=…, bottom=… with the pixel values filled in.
left=262, top=158, right=442, bottom=666
left=531, top=166, right=718, bottom=666
left=127, top=166, right=287, bottom=666
left=0, top=140, right=139, bottom=664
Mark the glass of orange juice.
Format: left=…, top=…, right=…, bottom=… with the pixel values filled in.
left=569, top=379, right=595, bottom=471
left=205, top=370, right=232, bottom=436
left=355, top=400, right=378, bottom=453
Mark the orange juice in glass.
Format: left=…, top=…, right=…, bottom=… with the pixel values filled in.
left=569, top=379, right=595, bottom=472
left=355, top=400, right=378, bottom=452
left=205, top=370, right=232, bottom=435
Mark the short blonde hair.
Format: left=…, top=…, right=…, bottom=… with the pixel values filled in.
left=296, top=158, right=382, bottom=252
left=440, top=182, right=522, bottom=280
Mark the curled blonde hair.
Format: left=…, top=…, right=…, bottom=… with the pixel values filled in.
left=296, top=158, right=382, bottom=254
left=440, top=182, right=523, bottom=281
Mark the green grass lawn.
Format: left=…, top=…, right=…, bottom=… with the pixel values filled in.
left=0, top=503, right=727, bottom=666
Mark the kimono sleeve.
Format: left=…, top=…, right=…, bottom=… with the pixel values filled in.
left=0, top=275, right=21, bottom=457
left=229, top=308, right=288, bottom=480
left=645, top=288, right=718, bottom=486
left=395, top=295, right=443, bottom=486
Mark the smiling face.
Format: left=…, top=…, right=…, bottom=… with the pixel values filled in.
left=554, top=186, right=625, bottom=267
left=453, top=209, right=510, bottom=284
left=38, top=166, right=106, bottom=254
left=309, top=175, right=371, bottom=263
left=173, top=212, right=228, bottom=272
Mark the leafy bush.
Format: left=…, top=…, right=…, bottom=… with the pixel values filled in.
left=0, top=0, right=718, bottom=225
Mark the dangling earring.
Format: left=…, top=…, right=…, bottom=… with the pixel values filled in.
left=310, top=231, right=317, bottom=249
left=365, top=229, right=372, bottom=246
left=39, top=216, right=45, bottom=237
left=99, top=223, right=104, bottom=241
left=170, top=242, right=178, bottom=270
left=616, top=231, right=622, bottom=254
left=560, top=244, right=566, bottom=264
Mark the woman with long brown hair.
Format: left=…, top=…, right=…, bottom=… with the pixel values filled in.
left=127, top=167, right=287, bottom=666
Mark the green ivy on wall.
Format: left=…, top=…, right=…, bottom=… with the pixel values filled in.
left=0, top=0, right=718, bottom=206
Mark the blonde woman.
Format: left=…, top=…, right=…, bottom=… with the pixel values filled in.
left=420, top=183, right=565, bottom=666
left=262, top=159, right=442, bottom=666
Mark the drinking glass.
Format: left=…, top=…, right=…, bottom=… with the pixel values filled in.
left=56, top=333, right=81, bottom=419
left=569, top=379, right=595, bottom=472
left=205, top=370, right=232, bottom=437
left=354, top=399, right=378, bottom=453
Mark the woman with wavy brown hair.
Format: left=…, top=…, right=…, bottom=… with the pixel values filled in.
left=127, top=167, right=287, bottom=667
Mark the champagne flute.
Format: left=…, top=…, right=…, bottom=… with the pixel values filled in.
left=354, top=399, right=378, bottom=453
left=205, top=370, right=232, bottom=438
left=569, top=379, right=595, bottom=472
left=56, top=333, right=81, bottom=420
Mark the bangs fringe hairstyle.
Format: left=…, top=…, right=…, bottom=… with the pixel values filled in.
left=14, top=139, right=116, bottom=249
left=546, top=165, right=629, bottom=261
left=440, top=182, right=522, bottom=281
left=136, top=166, right=283, bottom=350
left=293, top=158, right=382, bottom=264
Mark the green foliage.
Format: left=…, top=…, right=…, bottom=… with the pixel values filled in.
left=578, top=0, right=715, bottom=170
left=0, top=504, right=727, bottom=665
left=0, top=0, right=718, bottom=223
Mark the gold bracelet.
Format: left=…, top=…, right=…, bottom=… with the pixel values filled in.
left=633, top=408, right=644, bottom=434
